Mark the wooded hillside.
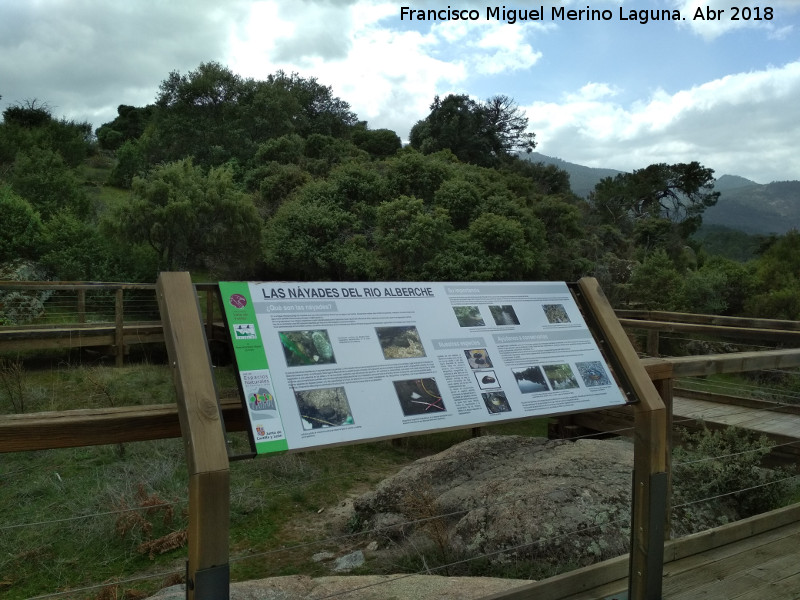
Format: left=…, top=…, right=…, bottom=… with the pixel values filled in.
left=2, top=62, right=799, bottom=321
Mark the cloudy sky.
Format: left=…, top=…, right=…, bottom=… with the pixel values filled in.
left=1, top=0, right=799, bottom=183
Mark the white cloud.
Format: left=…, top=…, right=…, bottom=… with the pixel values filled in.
left=227, top=1, right=466, bottom=137
left=471, top=24, right=544, bottom=74
left=565, top=83, right=620, bottom=102
left=674, top=0, right=800, bottom=39
left=768, top=24, right=795, bottom=39
left=0, top=0, right=250, bottom=123
left=527, top=61, right=800, bottom=182
left=227, top=1, right=546, bottom=137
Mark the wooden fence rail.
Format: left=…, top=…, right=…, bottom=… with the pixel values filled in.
left=617, top=309, right=800, bottom=331
left=8, top=283, right=800, bottom=364
left=0, top=281, right=220, bottom=365
left=5, top=348, right=798, bottom=454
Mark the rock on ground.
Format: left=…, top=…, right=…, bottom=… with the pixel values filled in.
left=352, top=435, right=634, bottom=568
left=149, top=574, right=532, bottom=600
left=149, top=435, right=634, bottom=600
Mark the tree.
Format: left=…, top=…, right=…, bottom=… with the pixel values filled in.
left=260, top=145, right=566, bottom=282
left=250, top=162, right=311, bottom=217
left=386, top=148, right=456, bottom=203
left=0, top=185, right=42, bottom=261
left=9, top=149, right=90, bottom=219
left=462, top=211, right=543, bottom=279
left=745, top=230, right=800, bottom=319
left=409, top=94, right=535, bottom=167
left=34, top=210, right=159, bottom=281
left=96, top=104, right=154, bottom=151
left=501, top=159, right=573, bottom=197
left=40, top=118, right=94, bottom=167
left=351, top=126, right=401, bottom=159
left=1, top=101, right=93, bottom=167
left=117, top=159, right=261, bottom=273
left=265, top=70, right=358, bottom=137
left=591, top=162, right=719, bottom=228
left=2, top=99, right=52, bottom=128
left=107, top=140, right=145, bottom=188
left=261, top=185, right=361, bottom=280
left=138, top=63, right=360, bottom=168
left=589, top=162, right=719, bottom=269
left=433, top=178, right=480, bottom=228
left=483, top=95, right=536, bottom=155
left=628, top=250, right=685, bottom=310
left=149, top=61, right=252, bottom=166
left=530, top=196, right=592, bottom=280
left=374, top=195, right=453, bottom=278
left=682, top=257, right=756, bottom=315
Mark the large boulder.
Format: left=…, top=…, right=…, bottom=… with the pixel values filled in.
left=352, top=435, right=634, bottom=568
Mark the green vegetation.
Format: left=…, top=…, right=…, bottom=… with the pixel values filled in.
left=0, top=359, right=549, bottom=598
left=672, top=426, right=794, bottom=530
left=692, top=225, right=763, bottom=262
left=1, top=60, right=799, bottom=321
left=409, top=94, right=536, bottom=166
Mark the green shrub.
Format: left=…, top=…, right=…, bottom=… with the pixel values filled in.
left=672, top=426, right=794, bottom=526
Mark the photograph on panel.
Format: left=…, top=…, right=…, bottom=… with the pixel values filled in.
left=294, top=386, right=354, bottom=430
left=375, top=325, right=426, bottom=359
left=279, top=330, right=336, bottom=366
left=465, top=348, right=493, bottom=369
left=393, top=378, right=445, bottom=415
left=489, top=305, right=520, bottom=326
left=512, top=365, right=550, bottom=394
left=576, top=361, right=612, bottom=387
left=482, top=391, right=512, bottom=414
left=542, top=304, right=571, bottom=324
left=453, top=305, right=485, bottom=327
left=543, top=363, right=580, bottom=390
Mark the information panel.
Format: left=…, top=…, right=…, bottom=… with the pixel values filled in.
left=219, top=281, right=627, bottom=454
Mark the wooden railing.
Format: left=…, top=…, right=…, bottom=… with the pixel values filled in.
left=7, top=283, right=798, bottom=366
left=6, top=348, right=798, bottom=454
left=617, top=309, right=800, bottom=356
left=3, top=283, right=800, bottom=599
left=0, top=281, right=221, bottom=365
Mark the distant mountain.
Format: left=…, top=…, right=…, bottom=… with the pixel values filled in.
left=524, top=153, right=799, bottom=235
left=523, top=152, right=623, bottom=198
left=712, top=174, right=759, bottom=191
left=702, top=180, right=800, bottom=235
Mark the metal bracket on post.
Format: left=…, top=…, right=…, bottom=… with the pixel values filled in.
left=190, top=564, right=231, bottom=600
left=626, top=470, right=667, bottom=599
left=628, top=472, right=669, bottom=600
left=645, top=472, right=667, bottom=597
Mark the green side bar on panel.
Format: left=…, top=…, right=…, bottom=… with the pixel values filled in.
left=219, top=282, right=268, bottom=371
left=256, top=439, right=290, bottom=454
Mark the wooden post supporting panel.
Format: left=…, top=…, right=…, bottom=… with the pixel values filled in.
left=157, top=272, right=230, bottom=600
left=577, top=277, right=668, bottom=599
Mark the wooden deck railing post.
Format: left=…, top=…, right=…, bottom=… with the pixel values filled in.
left=647, top=330, right=660, bottom=357
left=653, top=376, right=674, bottom=540
left=115, top=288, right=124, bottom=367
left=577, top=278, right=668, bottom=600
left=205, top=288, right=214, bottom=342
left=157, top=272, right=230, bottom=600
left=77, top=289, right=86, bottom=324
